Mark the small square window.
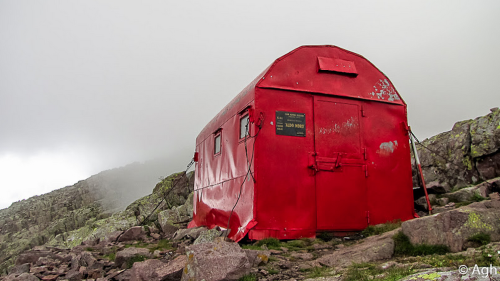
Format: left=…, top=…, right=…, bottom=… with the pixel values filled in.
left=214, top=133, right=221, bottom=155
left=240, top=114, right=250, bottom=139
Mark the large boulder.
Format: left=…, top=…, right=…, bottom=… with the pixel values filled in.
left=316, top=229, right=398, bottom=267
left=181, top=238, right=251, bottom=281
left=415, top=108, right=500, bottom=190
left=129, top=255, right=186, bottom=281
left=402, top=199, right=500, bottom=252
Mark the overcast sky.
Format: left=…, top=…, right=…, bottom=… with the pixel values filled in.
left=1, top=1, right=499, bottom=209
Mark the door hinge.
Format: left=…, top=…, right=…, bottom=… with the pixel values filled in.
left=363, top=165, right=368, bottom=177
left=366, top=211, right=370, bottom=225
left=361, top=106, right=366, bottom=117
left=363, top=148, right=367, bottom=160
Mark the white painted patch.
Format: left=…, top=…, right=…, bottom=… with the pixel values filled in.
left=318, top=117, right=358, bottom=135
left=368, top=79, right=400, bottom=102
left=377, top=141, right=398, bottom=156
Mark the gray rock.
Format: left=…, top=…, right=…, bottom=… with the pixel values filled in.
left=158, top=193, right=194, bottom=235
left=415, top=194, right=436, bottom=210
left=65, top=270, right=83, bottom=281
left=193, top=228, right=225, bottom=245
left=427, top=181, right=452, bottom=194
left=114, top=247, right=153, bottom=269
left=8, top=263, right=30, bottom=275
left=172, top=227, right=207, bottom=241
left=414, top=109, right=500, bottom=190
left=243, top=249, right=271, bottom=267
left=316, top=229, right=398, bottom=267
left=290, top=252, right=314, bottom=260
left=402, top=200, right=500, bottom=252
left=181, top=238, right=251, bottom=281
left=130, top=255, right=186, bottom=281
left=11, top=273, right=41, bottom=281
left=118, top=226, right=147, bottom=242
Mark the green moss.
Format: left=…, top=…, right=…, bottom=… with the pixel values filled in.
left=255, top=238, right=281, bottom=249
left=465, top=212, right=493, bottom=231
left=462, top=157, right=473, bottom=170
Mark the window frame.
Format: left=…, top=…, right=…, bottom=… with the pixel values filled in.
left=214, top=130, right=222, bottom=156
left=239, top=113, right=250, bottom=141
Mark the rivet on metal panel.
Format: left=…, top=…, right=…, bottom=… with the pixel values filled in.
left=296, top=82, right=299, bottom=84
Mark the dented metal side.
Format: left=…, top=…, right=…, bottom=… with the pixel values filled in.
left=190, top=45, right=415, bottom=241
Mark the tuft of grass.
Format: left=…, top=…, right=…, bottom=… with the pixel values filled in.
left=148, top=239, right=173, bottom=253
left=467, top=233, right=491, bottom=246
left=413, top=254, right=467, bottom=268
left=238, top=274, right=257, bottom=281
left=472, top=193, right=486, bottom=202
left=361, top=220, right=402, bottom=238
left=393, top=232, right=449, bottom=256
left=241, top=244, right=264, bottom=250
left=103, top=252, right=116, bottom=261
left=284, top=239, right=314, bottom=251
left=255, top=238, right=281, bottom=249
left=343, top=262, right=414, bottom=281
left=126, top=255, right=148, bottom=269
left=305, top=266, right=331, bottom=278
left=85, top=247, right=94, bottom=252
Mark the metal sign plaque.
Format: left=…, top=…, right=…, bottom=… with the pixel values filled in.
left=275, top=111, right=306, bottom=137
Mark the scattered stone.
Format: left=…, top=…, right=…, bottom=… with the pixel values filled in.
left=182, top=238, right=251, bottom=281
left=9, top=273, right=41, bottom=281
left=193, top=228, right=225, bottom=245
left=118, top=226, right=147, bottom=242
left=172, top=227, right=207, bottom=241
left=40, top=275, right=58, bottom=281
left=65, top=270, right=83, bottom=281
left=290, top=252, right=314, bottom=260
left=114, top=247, right=153, bottom=269
left=8, top=263, right=30, bottom=275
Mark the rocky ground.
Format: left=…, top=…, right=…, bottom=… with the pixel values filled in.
left=1, top=190, right=500, bottom=281
left=1, top=108, right=499, bottom=281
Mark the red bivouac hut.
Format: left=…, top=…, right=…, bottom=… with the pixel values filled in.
left=188, top=45, right=416, bottom=241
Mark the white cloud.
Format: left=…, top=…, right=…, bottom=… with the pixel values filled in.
left=0, top=150, right=91, bottom=209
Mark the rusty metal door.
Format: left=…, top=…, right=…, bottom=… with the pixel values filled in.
left=313, top=96, right=368, bottom=231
